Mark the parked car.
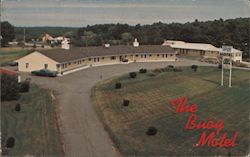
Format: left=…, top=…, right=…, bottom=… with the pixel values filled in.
left=31, top=69, right=57, bottom=77
left=9, top=61, right=18, bottom=66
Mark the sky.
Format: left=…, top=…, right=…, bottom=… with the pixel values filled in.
left=2, top=0, right=250, bottom=27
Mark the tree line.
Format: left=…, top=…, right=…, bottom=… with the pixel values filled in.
left=1, top=17, right=249, bottom=58
left=76, top=18, right=249, bottom=58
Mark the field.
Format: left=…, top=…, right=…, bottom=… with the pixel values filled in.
left=0, top=47, right=31, bottom=65
left=91, top=66, right=250, bottom=156
left=1, top=85, right=64, bottom=156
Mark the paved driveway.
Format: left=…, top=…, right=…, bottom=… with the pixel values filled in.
left=26, top=60, right=213, bottom=157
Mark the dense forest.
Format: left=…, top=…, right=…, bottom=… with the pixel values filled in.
left=2, top=17, right=249, bottom=58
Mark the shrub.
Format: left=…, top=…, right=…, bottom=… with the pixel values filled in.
left=1, top=74, right=20, bottom=101
left=168, top=65, right=174, bottom=68
left=115, top=82, right=122, bottom=89
left=163, top=67, right=173, bottom=72
left=19, top=81, right=30, bottom=92
left=123, top=99, right=130, bottom=106
left=146, top=126, right=157, bottom=136
left=15, top=103, right=21, bottom=112
left=129, top=72, right=137, bottom=78
left=218, top=64, right=222, bottom=69
left=191, top=65, right=198, bottom=72
left=6, top=137, right=15, bottom=148
left=139, top=68, right=147, bottom=73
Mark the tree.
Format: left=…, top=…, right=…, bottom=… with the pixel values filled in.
left=121, top=32, right=133, bottom=45
left=1, top=21, right=15, bottom=47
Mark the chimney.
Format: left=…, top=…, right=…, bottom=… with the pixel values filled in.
left=133, top=38, right=139, bottom=47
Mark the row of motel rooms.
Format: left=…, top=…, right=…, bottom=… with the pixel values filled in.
left=16, top=39, right=243, bottom=74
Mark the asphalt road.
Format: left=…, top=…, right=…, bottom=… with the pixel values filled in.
left=25, top=59, right=214, bottom=157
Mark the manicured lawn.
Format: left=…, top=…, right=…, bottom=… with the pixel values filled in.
left=91, top=66, right=250, bottom=156
left=1, top=85, right=64, bottom=156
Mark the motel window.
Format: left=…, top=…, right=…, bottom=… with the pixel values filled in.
left=125, top=55, right=127, bottom=58
left=65, top=63, right=67, bottom=68
left=97, top=58, right=100, bottom=62
left=135, top=55, right=138, bottom=57
left=25, top=63, right=29, bottom=69
left=74, top=61, right=77, bottom=64
left=170, top=54, right=173, bottom=56
left=44, top=64, right=48, bottom=69
left=62, top=64, right=64, bottom=69
left=144, top=55, right=147, bottom=58
left=162, top=54, right=164, bottom=58
left=102, top=57, right=105, bottom=60
left=141, top=55, right=143, bottom=58
left=149, top=54, right=152, bottom=57
left=110, top=56, right=116, bottom=60
left=157, top=54, right=159, bottom=57
left=68, top=62, right=71, bottom=65
left=89, top=58, right=92, bottom=61
left=94, top=58, right=96, bottom=62
left=165, top=54, right=168, bottom=58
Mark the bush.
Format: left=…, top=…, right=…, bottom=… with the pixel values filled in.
left=123, top=99, right=130, bottom=106
left=115, top=82, right=122, bottom=89
left=129, top=72, right=137, bottom=78
left=168, top=65, right=174, bottom=68
left=139, top=68, right=147, bottom=73
left=146, top=126, right=157, bottom=136
left=218, top=64, right=222, bottom=69
left=191, top=65, right=198, bottom=72
left=6, top=137, right=15, bottom=148
left=19, top=81, right=30, bottom=92
left=1, top=74, right=20, bottom=101
left=15, top=103, right=21, bottom=112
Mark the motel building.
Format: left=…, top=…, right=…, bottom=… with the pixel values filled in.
left=219, top=46, right=243, bottom=63
left=162, top=40, right=220, bottom=58
left=16, top=39, right=177, bottom=75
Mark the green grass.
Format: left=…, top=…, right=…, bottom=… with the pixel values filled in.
left=0, top=47, right=31, bottom=66
left=1, top=85, right=64, bottom=156
left=91, top=66, right=250, bottom=156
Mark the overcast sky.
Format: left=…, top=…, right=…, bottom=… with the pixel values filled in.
left=2, top=0, right=250, bottom=27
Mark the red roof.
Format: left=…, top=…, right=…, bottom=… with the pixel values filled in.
left=0, top=68, right=18, bottom=76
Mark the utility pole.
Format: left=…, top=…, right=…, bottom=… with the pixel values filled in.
left=23, top=28, right=26, bottom=44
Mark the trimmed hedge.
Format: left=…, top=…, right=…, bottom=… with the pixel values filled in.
left=115, top=82, right=122, bottom=89
left=191, top=65, right=198, bottom=72
left=146, top=126, right=157, bottom=136
left=129, top=72, right=137, bottom=78
left=139, top=68, right=147, bottom=73
left=168, top=65, right=174, bottom=68
left=123, top=99, right=130, bottom=106
left=6, top=137, right=15, bottom=148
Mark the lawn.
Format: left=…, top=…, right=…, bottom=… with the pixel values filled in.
left=1, top=85, right=64, bottom=156
left=0, top=47, right=31, bottom=66
left=91, top=66, right=250, bottom=156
